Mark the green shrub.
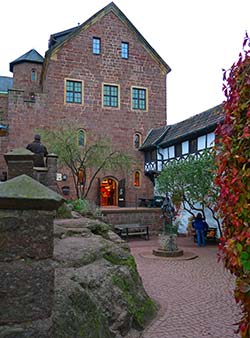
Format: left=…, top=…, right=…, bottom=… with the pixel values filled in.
left=68, top=199, right=103, bottom=218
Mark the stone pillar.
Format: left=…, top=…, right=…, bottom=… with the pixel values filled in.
left=4, top=148, right=35, bottom=180
left=0, top=174, right=64, bottom=337
left=46, top=153, right=58, bottom=192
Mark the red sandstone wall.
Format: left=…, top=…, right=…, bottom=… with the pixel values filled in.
left=6, top=10, right=168, bottom=205
left=0, top=94, right=9, bottom=175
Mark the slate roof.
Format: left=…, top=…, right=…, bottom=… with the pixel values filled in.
left=140, top=125, right=170, bottom=150
left=140, top=104, right=224, bottom=150
left=10, top=49, right=44, bottom=72
left=47, top=2, right=171, bottom=74
left=0, top=76, right=13, bottom=93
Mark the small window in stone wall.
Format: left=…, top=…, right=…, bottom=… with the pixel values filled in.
left=134, top=170, right=141, bottom=187
left=31, top=69, right=36, bottom=82
left=134, top=133, right=141, bottom=149
left=78, top=129, right=85, bottom=146
left=121, top=42, right=129, bottom=59
left=93, top=37, right=101, bottom=54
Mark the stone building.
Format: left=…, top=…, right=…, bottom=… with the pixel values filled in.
left=0, top=2, right=171, bottom=207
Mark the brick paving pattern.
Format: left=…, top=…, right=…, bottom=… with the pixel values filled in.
left=129, top=236, right=241, bottom=338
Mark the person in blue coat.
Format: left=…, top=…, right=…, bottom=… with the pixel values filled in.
left=192, top=213, right=208, bottom=246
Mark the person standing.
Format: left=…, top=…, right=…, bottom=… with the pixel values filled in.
left=192, top=213, right=208, bottom=247
left=26, top=134, right=48, bottom=167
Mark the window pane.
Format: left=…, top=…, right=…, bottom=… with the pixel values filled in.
left=207, top=132, right=215, bottom=147
left=66, top=81, right=73, bottom=91
left=93, top=38, right=100, bottom=54
left=134, top=171, right=140, bottom=187
left=78, top=130, right=85, bottom=146
left=169, top=146, right=175, bottom=158
left=139, top=90, right=145, bottom=99
left=66, top=92, right=73, bottom=102
left=182, top=141, right=189, bottom=154
left=66, top=80, right=82, bottom=104
left=132, top=89, right=138, bottom=99
left=197, top=135, right=206, bottom=150
left=132, top=88, right=146, bottom=110
left=103, top=85, right=109, bottom=95
left=103, top=85, right=118, bottom=107
left=121, top=42, right=129, bottom=59
left=111, top=96, right=118, bottom=107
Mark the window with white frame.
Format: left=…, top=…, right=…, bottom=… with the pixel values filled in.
left=92, top=37, right=101, bottom=54
left=121, top=42, right=129, bottom=59
left=207, top=132, right=215, bottom=147
left=197, top=135, right=206, bottom=150
left=168, top=146, right=175, bottom=158
left=182, top=141, right=189, bottom=154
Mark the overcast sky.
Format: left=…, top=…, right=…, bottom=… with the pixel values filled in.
left=1, top=0, right=249, bottom=123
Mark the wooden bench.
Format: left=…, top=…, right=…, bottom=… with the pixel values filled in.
left=114, top=223, right=149, bottom=241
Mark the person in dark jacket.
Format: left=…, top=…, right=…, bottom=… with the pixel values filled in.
left=26, top=134, right=48, bottom=167
left=192, top=212, right=208, bottom=246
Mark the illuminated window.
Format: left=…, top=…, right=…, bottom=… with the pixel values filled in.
left=78, top=129, right=85, bottom=146
left=134, top=171, right=140, bottom=187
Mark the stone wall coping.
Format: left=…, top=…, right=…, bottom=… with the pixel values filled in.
left=0, top=174, right=64, bottom=210
left=34, top=167, right=48, bottom=172
left=4, top=148, right=35, bottom=162
left=101, top=207, right=162, bottom=215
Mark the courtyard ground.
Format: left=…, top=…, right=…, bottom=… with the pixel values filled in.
left=129, top=236, right=241, bottom=338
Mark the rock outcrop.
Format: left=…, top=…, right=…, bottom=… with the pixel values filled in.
left=53, top=217, right=157, bottom=338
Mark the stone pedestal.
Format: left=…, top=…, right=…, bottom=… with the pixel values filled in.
left=4, top=148, right=35, bottom=180
left=153, top=234, right=184, bottom=257
left=0, top=174, right=63, bottom=336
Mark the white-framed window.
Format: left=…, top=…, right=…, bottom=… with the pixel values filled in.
left=168, top=146, right=175, bottom=158
left=121, top=42, right=129, bottom=59
left=198, top=135, right=206, bottom=150
left=182, top=141, right=189, bottom=154
left=207, top=132, right=215, bottom=147
left=92, top=37, right=101, bottom=54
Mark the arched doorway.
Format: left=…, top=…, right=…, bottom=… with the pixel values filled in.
left=100, top=177, right=117, bottom=207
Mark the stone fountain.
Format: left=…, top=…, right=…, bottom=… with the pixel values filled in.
left=153, top=195, right=183, bottom=257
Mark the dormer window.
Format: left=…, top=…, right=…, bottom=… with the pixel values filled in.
left=31, top=69, right=36, bottom=82
left=93, top=37, right=101, bottom=55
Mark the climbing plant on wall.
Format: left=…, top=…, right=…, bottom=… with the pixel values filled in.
left=215, top=33, right=250, bottom=337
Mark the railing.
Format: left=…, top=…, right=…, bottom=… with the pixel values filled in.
left=144, top=148, right=213, bottom=172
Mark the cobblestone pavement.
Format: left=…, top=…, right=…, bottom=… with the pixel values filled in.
left=129, top=236, right=241, bottom=338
